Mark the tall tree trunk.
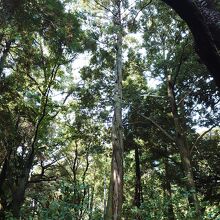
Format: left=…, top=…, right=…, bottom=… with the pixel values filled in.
left=0, top=146, right=34, bottom=218
left=11, top=149, right=35, bottom=218
left=89, top=186, right=94, bottom=220
left=104, top=174, right=107, bottom=216
left=79, top=149, right=90, bottom=219
left=167, top=75, right=201, bottom=219
left=0, top=156, right=10, bottom=219
left=134, top=146, right=142, bottom=220
left=134, top=146, right=142, bottom=208
left=163, top=156, right=175, bottom=220
left=105, top=1, right=124, bottom=219
left=10, top=97, right=48, bottom=218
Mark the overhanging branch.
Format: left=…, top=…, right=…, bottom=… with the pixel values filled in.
left=161, top=0, right=220, bottom=88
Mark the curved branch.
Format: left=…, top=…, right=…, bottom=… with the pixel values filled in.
left=190, top=125, right=217, bottom=154
left=137, top=112, right=175, bottom=143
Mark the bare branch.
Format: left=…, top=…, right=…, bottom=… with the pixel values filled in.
left=28, top=176, right=57, bottom=184
left=94, top=0, right=115, bottom=15
left=190, top=125, right=217, bottom=154
left=26, top=73, right=43, bottom=94
left=122, top=0, right=152, bottom=21
left=132, top=0, right=152, bottom=21
left=137, top=112, right=175, bottom=143
left=177, top=90, right=193, bottom=106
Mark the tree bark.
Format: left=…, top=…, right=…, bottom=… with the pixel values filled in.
left=0, top=155, right=10, bottom=219
left=167, top=75, right=201, bottom=219
left=104, top=174, right=107, bottom=216
left=11, top=149, right=35, bottom=218
left=163, top=156, right=175, bottom=220
left=89, top=186, right=94, bottom=220
left=134, top=146, right=142, bottom=220
left=134, top=146, right=142, bottom=208
left=105, top=1, right=124, bottom=219
left=161, top=0, right=220, bottom=89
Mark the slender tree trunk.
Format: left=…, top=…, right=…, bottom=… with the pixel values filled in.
left=79, top=149, right=90, bottom=219
left=163, top=156, right=175, bottom=220
left=105, top=1, right=124, bottom=219
left=134, top=146, right=142, bottom=220
left=167, top=75, right=201, bottom=219
left=89, top=186, right=94, bottom=220
left=134, top=146, right=142, bottom=208
left=104, top=174, right=107, bottom=216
